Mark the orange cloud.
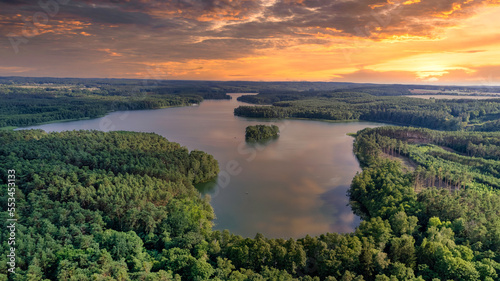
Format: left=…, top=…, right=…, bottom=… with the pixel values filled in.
left=403, top=0, right=421, bottom=5
left=143, top=0, right=259, bottom=22
left=1, top=0, right=500, bottom=84
left=98, top=49, right=122, bottom=57
left=1, top=17, right=91, bottom=37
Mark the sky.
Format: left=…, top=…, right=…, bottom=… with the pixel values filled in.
left=1, top=0, right=500, bottom=84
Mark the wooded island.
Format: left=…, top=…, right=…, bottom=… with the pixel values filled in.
left=245, top=124, right=280, bottom=141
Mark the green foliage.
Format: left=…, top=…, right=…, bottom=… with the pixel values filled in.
left=348, top=160, right=415, bottom=220
left=1, top=113, right=500, bottom=280
left=0, top=130, right=218, bottom=280
left=0, top=79, right=239, bottom=128
left=349, top=126, right=500, bottom=280
left=235, top=91, right=500, bottom=131
left=245, top=125, right=280, bottom=142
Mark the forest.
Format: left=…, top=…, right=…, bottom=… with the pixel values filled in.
left=235, top=91, right=500, bottom=131
left=245, top=125, right=280, bottom=142
left=0, top=78, right=368, bottom=129
left=1, top=78, right=500, bottom=280
left=1, top=128, right=499, bottom=280
left=3, top=77, right=500, bottom=130
left=0, top=80, right=229, bottom=129
left=349, top=127, right=500, bottom=280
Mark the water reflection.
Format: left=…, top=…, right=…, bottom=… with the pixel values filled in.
left=20, top=94, right=381, bottom=238
left=195, top=179, right=218, bottom=194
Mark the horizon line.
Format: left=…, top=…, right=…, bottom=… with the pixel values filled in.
left=2, top=75, right=500, bottom=88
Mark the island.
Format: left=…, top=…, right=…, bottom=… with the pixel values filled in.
left=245, top=124, right=280, bottom=141
left=2, top=78, right=500, bottom=280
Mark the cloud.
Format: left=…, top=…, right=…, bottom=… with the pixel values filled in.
left=262, top=0, right=500, bottom=40
left=3, top=0, right=496, bottom=42
left=333, top=69, right=422, bottom=83
left=0, top=66, right=33, bottom=73
left=1, top=0, right=499, bottom=81
left=333, top=64, right=500, bottom=85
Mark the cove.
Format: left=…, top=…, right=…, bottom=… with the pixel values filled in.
left=20, top=94, right=381, bottom=238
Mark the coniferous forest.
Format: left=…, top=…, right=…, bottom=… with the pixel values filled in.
left=1, top=79, right=500, bottom=280
left=2, top=128, right=500, bottom=280
left=234, top=91, right=500, bottom=131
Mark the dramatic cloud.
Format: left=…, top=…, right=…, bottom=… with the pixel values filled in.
left=0, top=0, right=500, bottom=83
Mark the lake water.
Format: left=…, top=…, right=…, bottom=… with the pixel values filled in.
left=20, top=94, right=381, bottom=238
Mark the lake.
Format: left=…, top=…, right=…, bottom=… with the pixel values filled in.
left=20, top=94, right=381, bottom=238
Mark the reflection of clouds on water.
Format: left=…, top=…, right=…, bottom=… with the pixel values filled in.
left=234, top=176, right=334, bottom=238
left=334, top=213, right=359, bottom=233
left=23, top=97, right=379, bottom=238
left=247, top=176, right=324, bottom=212
left=253, top=149, right=287, bottom=161
left=249, top=176, right=334, bottom=238
left=255, top=215, right=333, bottom=239
left=327, top=177, right=342, bottom=186
left=208, top=120, right=372, bottom=238
left=205, top=129, right=234, bottom=143
left=340, top=212, right=356, bottom=224
left=319, top=185, right=360, bottom=233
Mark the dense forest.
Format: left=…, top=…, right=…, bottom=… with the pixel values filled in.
left=3, top=77, right=500, bottom=130
left=0, top=81, right=230, bottom=129
left=0, top=77, right=373, bottom=129
left=349, top=127, right=500, bottom=280
left=0, top=130, right=220, bottom=280
left=1, top=78, right=500, bottom=280
left=245, top=125, right=280, bottom=142
left=0, top=79, right=356, bottom=129
left=235, top=91, right=500, bottom=131
left=2, top=129, right=499, bottom=280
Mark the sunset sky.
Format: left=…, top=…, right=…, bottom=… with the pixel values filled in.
left=1, top=0, right=500, bottom=84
